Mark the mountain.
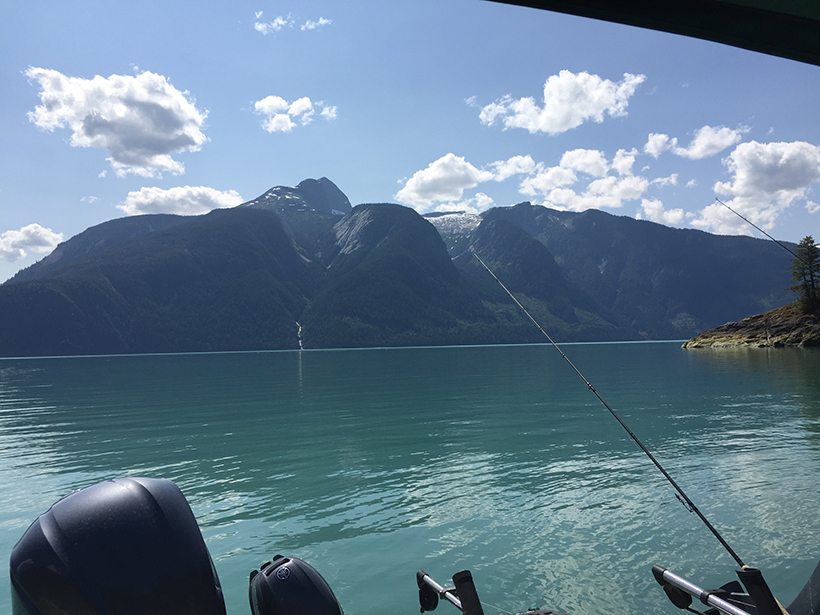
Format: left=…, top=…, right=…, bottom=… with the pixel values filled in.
left=455, top=216, right=633, bottom=342
left=242, top=177, right=352, bottom=215
left=0, top=180, right=506, bottom=355
left=0, top=207, right=323, bottom=356
left=298, top=203, right=497, bottom=348
left=0, top=180, right=797, bottom=356
left=242, top=176, right=351, bottom=262
left=9, top=214, right=189, bottom=283
left=429, top=202, right=794, bottom=339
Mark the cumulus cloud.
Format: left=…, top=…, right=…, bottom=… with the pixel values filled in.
left=520, top=148, right=611, bottom=198
left=254, top=95, right=336, bottom=132
left=560, top=149, right=609, bottom=177
left=637, top=198, right=685, bottom=225
left=118, top=186, right=244, bottom=216
left=0, top=224, right=63, bottom=262
left=397, top=146, right=683, bottom=216
left=644, top=125, right=748, bottom=160
left=526, top=179, right=648, bottom=212
left=519, top=165, right=577, bottom=196
left=489, top=155, right=537, bottom=181
left=395, top=153, right=494, bottom=210
left=513, top=147, right=662, bottom=212
left=693, top=140, right=820, bottom=234
left=550, top=175, right=650, bottom=211
left=26, top=68, right=207, bottom=178
left=612, top=148, right=638, bottom=176
left=396, top=154, right=541, bottom=211
left=644, top=133, right=672, bottom=158
left=479, top=70, right=646, bottom=135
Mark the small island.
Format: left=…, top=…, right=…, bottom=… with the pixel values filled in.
left=684, top=235, right=819, bottom=349
left=682, top=303, right=820, bottom=348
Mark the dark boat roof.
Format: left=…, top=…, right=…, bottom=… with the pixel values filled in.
left=489, top=0, right=820, bottom=67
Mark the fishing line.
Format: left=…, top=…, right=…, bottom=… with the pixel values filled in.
left=471, top=248, right=747, bottom=569
left=716, top=198, right=802, bottom=263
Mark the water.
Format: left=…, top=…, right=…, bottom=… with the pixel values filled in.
left=1, top=342, right=819, bottom=615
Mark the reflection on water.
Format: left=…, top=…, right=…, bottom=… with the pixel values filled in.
left=1, top=344, right=819, bottom=615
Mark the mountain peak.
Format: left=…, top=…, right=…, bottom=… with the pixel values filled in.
left=243, top=177, right=352, bottom=215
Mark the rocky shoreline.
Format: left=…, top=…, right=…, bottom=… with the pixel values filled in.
left=682, top=304, right=820, bottom=349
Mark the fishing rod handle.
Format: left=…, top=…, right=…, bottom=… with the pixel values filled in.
left=452, top=570, right=485, bottom=615
left=653, top=566, right=753, bottom=615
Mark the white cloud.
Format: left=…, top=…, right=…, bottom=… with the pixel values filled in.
left=541, top=175, right=650, bottom=212
left=118, top=186, right=244, bottom=216
left=644, top=133, right=672, bottom=158
left=254, top=14, right=329, bottom=34
left=644, top=125, right=748, bottom=160
left=677, top=125, right=748, bottom=159
left=519, top=148, right=611, bottom=197
left=693, top=140, right=820, bottom=234
left=26, top=68, right=207, bottom=178
left=489, top=155, right=536, bottom=181
left=652, top=174, right=679, bottom=187
left=398, top=146, right=672, bottom=216
left=519, top=165, right=577, bottom=196
left=80, top=195, right=99, bottom=204
left=254, top=95, right=336, bottom=132
left=585, top=175, right=649, bottom=206
left=395, top=153, right=493, bottom=211
left=254, top=15, right=293, bottom=34
left=612, top=148, right=637, bottom=176
left=808, top=201, right=820, bottom=214
left=715, top=141, right=820, bottom=198
left=480, top=70, right=645, bottom=135
left=637, top=198, right=685, bottom=225
left=0, top=224, right=63, bottom=262
left=560, top=149, right=609, bottom=177
left=301, top=17, right=331, bottom=30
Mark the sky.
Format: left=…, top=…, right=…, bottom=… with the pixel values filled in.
left=2, top=0, right=820, bottom=282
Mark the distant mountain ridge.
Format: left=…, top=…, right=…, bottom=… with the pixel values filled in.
left=430, top=203, right=794, bottom=339
left=0, top=178, right=795, bottom=356
left=10, top=215, right=189, bottom=283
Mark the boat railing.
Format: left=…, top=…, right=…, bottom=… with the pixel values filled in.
left=653, top=565, right=757, bottom=615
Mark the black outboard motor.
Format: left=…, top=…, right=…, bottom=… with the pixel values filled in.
left=249, top=554, right=345, bottom=615
left=9, top=477, right=226, bottom=615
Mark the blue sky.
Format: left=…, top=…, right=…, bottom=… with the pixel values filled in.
left=2, top=0, right=819, bottom=282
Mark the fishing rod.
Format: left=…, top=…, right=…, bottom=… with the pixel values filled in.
left=470, top=248, right=747, bottom=569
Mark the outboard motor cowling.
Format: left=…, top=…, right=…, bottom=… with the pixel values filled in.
left=249, top=555, right=344, bottom=615
left=9, top=477, right=226, bottom=615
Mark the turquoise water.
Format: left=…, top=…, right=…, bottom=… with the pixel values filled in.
left=1, top=342, right=819, bottom=615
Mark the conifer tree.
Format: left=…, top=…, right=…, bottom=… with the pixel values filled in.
left=790, top=235, right=819, bottom=313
